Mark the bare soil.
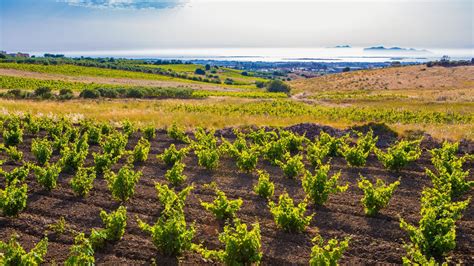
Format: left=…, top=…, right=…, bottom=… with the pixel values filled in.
left=0, top=124, right=472, bottom=265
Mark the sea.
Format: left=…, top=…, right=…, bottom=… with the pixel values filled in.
left=30, top=47, right=473, bottom=63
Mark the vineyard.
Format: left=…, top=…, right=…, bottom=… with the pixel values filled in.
left=0, top=114, right=472, bottom=265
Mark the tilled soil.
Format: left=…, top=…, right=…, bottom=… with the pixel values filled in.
left=0, top=125, right=473, bottom=265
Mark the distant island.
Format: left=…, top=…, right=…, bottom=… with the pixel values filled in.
left=334, top=45, right=351, bottom=48
left=364, top=46, right=429, bottom=52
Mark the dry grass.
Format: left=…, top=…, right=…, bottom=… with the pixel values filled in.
left=1, top=98, right=472, bottom=140
left=290, top=65, right=474, bottom=95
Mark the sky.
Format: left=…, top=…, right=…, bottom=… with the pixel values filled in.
left=0, top=0, right=472, bottom=53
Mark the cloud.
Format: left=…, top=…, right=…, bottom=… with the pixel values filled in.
left=58, top=0, right=186, bottom=10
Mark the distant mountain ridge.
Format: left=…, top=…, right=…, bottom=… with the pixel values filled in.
left=364, top=46, right=429, bottom=53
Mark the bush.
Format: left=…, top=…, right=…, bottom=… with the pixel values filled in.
left=254, top=170, right=275, bottom=199
left=155, top=183, right=193, bottom=216
left=158, top=144, right=189, bottom=166
left=400, top=188, right=470, bottom=260
left=195, top=148, right=220, bottom=170
left=276, top=153, right=305, bottom=178
left=235, top=147, right=259, bottom=173
left=34, top=86, right=53, bottom=99
left=198, top=219, right=262, bottom=265
left=33, top=163, right=61, bottom=191
left=302, top=164, right=347, bottom=205
left=31, top=138, right=53, bottom=166
left=269, top=192, right=313, bottom=233
left=341, top=131, right=377, bottom=167
left=80, top=88, right=100, bottom=99
left=0, top=179, right=28, bottom=217
left=428, top=142, right=473, bottom=198
left=90, top=206, right=127, bottom=250
left=70, top=167, right=96, bottom=197
left=5, top=146, right=23, bottom=163
left=263, top=139, right=288, bottom=165
left=105, top=165, right=142, bottom=202
left=3, top=165, right=29, bottom=184
left=167, top=123, right=190, bottom=143
left=0, top=234, right=48, bottom=266
left=142, top=125, right=156, bottom=140
left=358, top=176, right=400, bottom=216
left=201, top=185, right=243, bottom=220
left=101, top=132, right=128, bottom=159
left=375, top=139, right=422, bottom=171
left=194, top=68, right=206, bottom=75
left=60, top=134, right=89, bottom=173
left=137, top=213, right=195, bottom=256
left=65, top=233, right=95, bottom=266
left=3, top=120, right=23, bottom=147
left=132, top=137, right=150, bottom=163
left=165, top=162, right=187, bottom=186
left=309, top=236, right=350, bottom=265
left=266, top=80, right=291, bottom=94
left=319, top=131, right=347, bottom=157
left=93, top=152, right=116, bottom=175
left=306, top=141, right=330, bottom=167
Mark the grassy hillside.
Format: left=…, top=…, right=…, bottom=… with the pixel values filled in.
left=290, top=65, right=474, bottom=95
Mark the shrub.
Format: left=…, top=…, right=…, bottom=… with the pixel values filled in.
left=80, top=88, right=100, bottom=99
left=309, top=236, right=350, bottom=266
left=93, top=152, right=116, bottom=175
left=302, top=164, right=348, bottom=205
left=263, top=139, right=288, bottom=165
left=280, top=130, right=306, bottom=152
left=33, top=163, right=61, bottom=191
left=358, top=176, right=400, bottom=216
left=198, top=219, right=262, bottom=265
left=428, top=142, right=473, bottom=198
left=195, top=148, right=220, bottom=170
left=87, top=125, right=101, bottom=145
left=101, top=132, right=128, bottom=159
left=167, top=123, right=190, bottom=143
left=306, top=141, right=330, bottom=167
left=318, top=131, right=347, bottom=157
left=254, top=170, right=275, bottom=199
left=155, top=183, right=193, bottom=215
left=0, top=234, right=48, bottom=266
left=34, top=86, right=53, bottom=99
left=165, top=162, right=187, bottom=186
left=105, top=165, right=142, bottom=202
left=158, top=144, right=189, bottom=166
left=70, top=167, right=96, bottom=197
left=142, top=125, right=156, bottom=140
left=266, top=80, right=291, bottom=94
left=201, top=185, right=243, bottom=220
left=121, top=120, right=135, bottom=137
left=3, top=120, right=23, bottom=147
left=0, top=179, right=28, bottom=217
left=31, top=138, right=53, bottom=166
left=341, top=131, right=377, bottom=167
left=60, top=135, right=89, bottom=173
left=90, top=206, right=127, bottom=250
left=65, top=233, right=95, bottom=266
left=400, top=188, right=470, bottom=260
left=137, top=213, right=195, bottom=256
left=375, top=139, right=422, bottom=171
left=132, top=137, right=150, bottom=163
left=234, top=147, right=259, bottom=173
left=276, top=153, right=305, bottom=179
left=3, top=165, right=29, bottom=184
left=269, top=192, right=313, bottom=233
left=5, top=146, right=23, bottom=163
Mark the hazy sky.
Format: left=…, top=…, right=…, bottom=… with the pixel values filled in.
left=0, top=0, right=472, bottom=52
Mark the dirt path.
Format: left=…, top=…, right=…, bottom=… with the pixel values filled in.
left=0, top=68, right=243, bottom=91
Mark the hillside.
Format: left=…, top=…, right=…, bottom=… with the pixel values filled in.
left=290, top=65, right=474, bottom=93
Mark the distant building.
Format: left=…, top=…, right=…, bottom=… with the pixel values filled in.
left=7, top=52, right=30, bottom=58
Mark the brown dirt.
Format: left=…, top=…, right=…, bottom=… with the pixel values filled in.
left=290, top=65, right=474, bottom=93
left=0, top=68, right=242, bottom=92
left=0, top=125, right=473, bottom=265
